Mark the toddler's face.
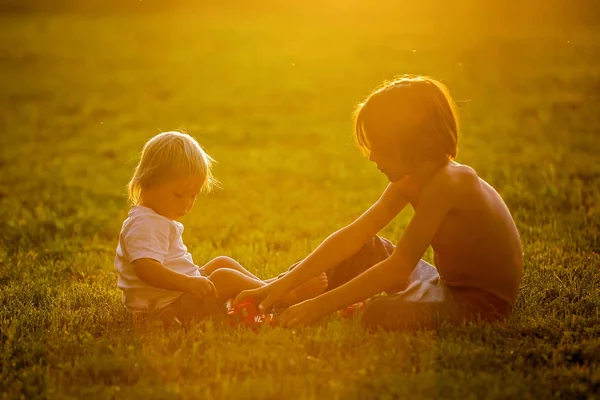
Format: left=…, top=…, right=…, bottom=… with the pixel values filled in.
left=142, top=175, right=204, bottom=220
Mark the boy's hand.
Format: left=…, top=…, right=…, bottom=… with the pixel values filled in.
left=235, top=280, right=289, bottom=313
left=185, top=276, right=217, bottom=299
left=234, top=286, right=269, bottom=307
left=279, top=298, right=324, bottom=328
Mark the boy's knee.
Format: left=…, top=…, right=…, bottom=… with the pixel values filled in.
left=350, top=236, right=394, bottom=270
left=361, top=297, right=423, bottom=332
left=365, top=236, right=395, bottom=258
left=361, top=297, right=394, bottom=331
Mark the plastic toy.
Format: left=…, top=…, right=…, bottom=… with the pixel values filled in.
left=225, top=297, right=276, bottom=329
left=339, top=301, right=365, bottom=318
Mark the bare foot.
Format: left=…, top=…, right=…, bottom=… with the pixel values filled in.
left=281, top=273, right=328, bottom=305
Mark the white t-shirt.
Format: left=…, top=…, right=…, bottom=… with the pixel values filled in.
left=114, top=205, right=200, bottom=310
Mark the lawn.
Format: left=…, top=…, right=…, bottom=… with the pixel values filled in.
left=0, top=3, right=599, bottom=399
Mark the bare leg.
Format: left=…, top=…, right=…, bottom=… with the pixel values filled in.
left=201, top=256, right=263, bottom=281
left=208, top=268, right=266, bottom=303
left=157, top=267, right=266, bottom=325
left=280, top=273, right=328, bottom=305
left=203, top=257, right=327, bottom=305
left=264, top=235, right=395, bottom=305
left=266, top=261, right=329, bottom=305
left=157, top=294, right=222, bottom=326
left=201, top=257, right=326, bottom=301
left=208, top=267, right=327, bottom=307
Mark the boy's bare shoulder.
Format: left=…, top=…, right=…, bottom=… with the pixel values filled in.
left=425, top=162, right=480, bottom=201
left=433, top=162, right=477, bottom=186
left=448, top=162, right=479, bottom=184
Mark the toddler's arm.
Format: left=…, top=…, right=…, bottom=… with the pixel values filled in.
left=133, top=258, right=217, bottom=299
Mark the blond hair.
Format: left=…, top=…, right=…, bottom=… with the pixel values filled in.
left=127, top=131, right=218, bottom=204
left=354, top=75, right=459, bottom=164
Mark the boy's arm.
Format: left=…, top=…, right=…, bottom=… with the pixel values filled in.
left=281, top=181, right=409, bottom=285
left=280, top=169, right=472, bottom=327
left=236, top=181, right=409, bottom=309
left=133, top=258, right=217, bottom=298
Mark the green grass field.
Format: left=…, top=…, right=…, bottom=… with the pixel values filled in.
left=1, top=4, right=599, bottom=399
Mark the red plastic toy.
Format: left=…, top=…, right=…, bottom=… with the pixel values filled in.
left=339, top=301, right=365, bottom=318
left=225, top=297, right=276, bottom=329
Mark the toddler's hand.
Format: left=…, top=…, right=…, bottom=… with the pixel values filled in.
left=185, top=276, right=217, bottom=299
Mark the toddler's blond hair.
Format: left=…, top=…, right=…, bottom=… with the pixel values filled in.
left=128, top=131, right=218, bottom=204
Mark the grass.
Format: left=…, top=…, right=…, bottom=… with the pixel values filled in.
left=1, top=4, right=599, bottom=399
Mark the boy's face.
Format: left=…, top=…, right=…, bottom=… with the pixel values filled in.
left=142, top=175, right=204, bottom=220
left=367, top=133, right=411, bottom=182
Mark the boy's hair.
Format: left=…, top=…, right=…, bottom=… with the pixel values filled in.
left=128, top=131, right=218, bottom=204
left=354, top=75, right=459, bottom=164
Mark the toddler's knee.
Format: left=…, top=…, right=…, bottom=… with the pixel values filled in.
left=205, top=256, right=238, bottom=274
left=214, top=255, right=237, bottom=266
left=208, top=267, right=234, bottom=285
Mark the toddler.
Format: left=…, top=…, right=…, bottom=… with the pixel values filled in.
left=115, top=131, right=327, bottom=324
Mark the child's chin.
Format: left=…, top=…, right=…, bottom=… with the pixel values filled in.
left=385, top=171, right=406, bottom=182
left=166, top=212, right=182, bottom=220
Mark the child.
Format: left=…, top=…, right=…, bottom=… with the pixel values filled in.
left=236, top=75, right=523, bottom=330
left=114, top=131, right=327, bottom=324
